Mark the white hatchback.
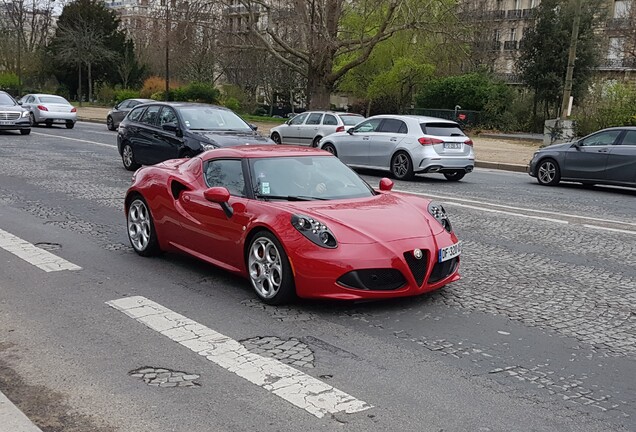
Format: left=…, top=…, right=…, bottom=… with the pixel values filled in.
left=270, top=111, right=364, bottom=147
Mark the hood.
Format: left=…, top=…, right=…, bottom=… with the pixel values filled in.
left=539, top=142, right=575, bottom=152
left=192, top=130, right=274, bottom=147
left=0, top=104, right=25, bottom=112
left=270, top=193, right=444, bottom=244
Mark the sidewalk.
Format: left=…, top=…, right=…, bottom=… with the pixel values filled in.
left=0, top=391, right=43, bottom=432
left=76, top=107, right=538, bottom=172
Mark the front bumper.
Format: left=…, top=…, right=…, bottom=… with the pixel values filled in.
left=289, top=234, right=461, bottom=300
left=0, top=119, right=31, bottom=130
left=527, top=155, right=539, bottom=177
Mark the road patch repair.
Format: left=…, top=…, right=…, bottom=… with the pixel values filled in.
left=129, top=367, right=200, bottom=388
left=107, top=296, right=371, bottom=419
left=0, top=228, right=81, bottom=272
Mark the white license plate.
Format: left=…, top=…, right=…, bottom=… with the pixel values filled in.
left=0, top=121, right=14, bottom=125
left=438, top=241, right=461, bottom=262
left=443, top=142, right=462, bottom=150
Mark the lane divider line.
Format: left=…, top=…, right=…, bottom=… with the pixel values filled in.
left=582, top=224, right=636, bottom=235
left=31, top=132, right=116, bottom=148
left=106, top=296, right=372, bottom=419
left=0, top=228, right=81, bottom=272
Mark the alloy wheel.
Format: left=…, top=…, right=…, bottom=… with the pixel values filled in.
left=538, top=161, right=556, bottom=184
left=127, top=199, right=151, bottom=252
left=248, top=237, right=283, bottom=300
left=392, top=153, right=410, bottom=178
left=123, top=145, right=134, bottom=168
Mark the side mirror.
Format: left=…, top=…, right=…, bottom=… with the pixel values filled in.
left=347, top=127, right=355, bottom=135
left=162, top=122, right=178, bottom=132
left=249, top=123, right=258, bottom=131
left=572, top=141, right=581, bottom=150
left=379, top=178, right=394, bottom=191
left=204, top=187, right=233, bottom=218
left=17, top=101, right=22, bottom=105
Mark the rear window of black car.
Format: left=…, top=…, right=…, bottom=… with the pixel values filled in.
left=421, top=123, right=465, bottom=137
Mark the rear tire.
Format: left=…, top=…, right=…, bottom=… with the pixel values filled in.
left=536, top=158, right=560, bottom=186
left=122, top=143, right=140, bottom=171
left=45, top=120, right=53, bottom=128
left=322, top=143, right=337, bottom=156
left=127, top=196, right=161, bottom=257
left=391, top=151, right=414, bottom=180
left=444, top=171, right=465, bottom=181
left=271, top=132, right=282, bottom=144
left=66, top=121, right=75, bottom=129
left=247, top=231, right=295, bottom=305
left=29, top=112, right=37, bottom=126
left=20, top=129, right=31, bottom=135
left=312, top=136, right=322, bottom=148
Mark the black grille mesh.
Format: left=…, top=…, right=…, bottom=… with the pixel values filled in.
left=429, top=257, right=458, bottom=283
left=403, top=250, right=428, bottom=286
left=338, top=269, right=406, bottom=291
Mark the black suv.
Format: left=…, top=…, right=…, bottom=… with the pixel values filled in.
left=117, top=102, right=273, bottom=170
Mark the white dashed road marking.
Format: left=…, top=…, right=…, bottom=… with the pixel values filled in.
left=107, top=296, right=372, bottom=419
left=31, top=132, right=116, bottom=149
left=0, top=228, right=81, bottom=272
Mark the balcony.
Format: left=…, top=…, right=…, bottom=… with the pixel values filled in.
left=521, top=8, right=535, bottom=18
left=597, top=58, right=636, bottom=70
left=506, top=9, right=522, bottom=19
left=503, top=40, right=518, bottom=50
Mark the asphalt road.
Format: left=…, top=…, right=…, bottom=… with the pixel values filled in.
left=0, top=122, right=634, bottom=432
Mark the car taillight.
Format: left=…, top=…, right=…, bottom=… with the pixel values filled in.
left=335, top=126, right=344, bottom=132
left=71, top=107, right=77, bottom=113
left=418, top=137, right=444, bottom=145
left=37, top=105, right=48, bottom=111
left=464, top=138, right=473, bottom=146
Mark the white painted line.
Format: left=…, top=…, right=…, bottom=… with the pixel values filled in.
left=446, top=202, right=569, bottom=224
left=582, top=224, right=636, bottom=235
left=107, top=296, right=372, bottom=418
left=0, top=228, right=81, bottom=272
left=0, top=390, right=44, bottom=432
left=31, top=132, right=116, bottom=149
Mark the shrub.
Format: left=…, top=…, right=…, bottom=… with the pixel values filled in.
left=223, top=97, right=241, bottom=112
left=96, top=83, right=117, bottom=105
left=0, top=72, right=19, bottom=90
left=221, top=85, right=256, bottom=114
left=182, top=82, right=220, bottom=103
left=140, top=76, right=180, bottom=98
left=573, top=81, right=636, bottom=136
left=114, top=89, right=141, bottom=104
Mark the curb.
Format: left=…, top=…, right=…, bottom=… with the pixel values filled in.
left=475, top=161, right=528, bottom=173
left=478, top=133, right=543, bottom=142
left=0, top=391, right=43, bottom=432
left=77, top=117, right=105, bottom=124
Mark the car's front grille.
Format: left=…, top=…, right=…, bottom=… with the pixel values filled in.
left=0, top=112, right=20, bottom=120
left=338, top=269, right=406, bottom=291
left=403, top=250, right=428, bottom=286
left=429, top=257, right=458, bottom=283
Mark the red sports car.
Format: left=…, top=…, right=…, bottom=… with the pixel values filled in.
left=125, top=146, right=461, bottom=304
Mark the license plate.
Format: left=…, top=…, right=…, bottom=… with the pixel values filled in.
left=0, top=121, right=14, bottom=125
left=439, top=241, right=461, bottom=262
left=443, top=142, right=462, bottom=150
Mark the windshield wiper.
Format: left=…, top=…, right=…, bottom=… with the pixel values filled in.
left=255, top=194, right=328, bottom=201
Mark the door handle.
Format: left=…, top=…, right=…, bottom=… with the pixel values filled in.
left=597, top=148, right=609, bottom=153
left=390, top=138, right=398, bottom=142
left=363, top=136, right=369, bottom=140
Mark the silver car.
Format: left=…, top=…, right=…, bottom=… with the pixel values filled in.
left=270, top=111, right=365, bottom=147
left=20, top=94, right=77, bottom=128
left=319, top=115, right=475, bottom=181
left=107, top=98, right=154, bottom=130
left=0, top=91, right=31, bottom=135
left=528, top=126, right=636, bottom=188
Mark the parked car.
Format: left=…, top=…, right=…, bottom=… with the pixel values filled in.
left=270, top=111, right=365, bottom=147
left=0, top=91, right=30, bottom=135
left=125, top=146, right=461, bottom=304
left=319, top=115, right=475, bottom=181
left=19, top=93, right=76, bottom=128
left=107, top=98, right=154, bottom=130
left=117, top=102, right=274, bottom=171
left=528, top=126, right=636, bottom=188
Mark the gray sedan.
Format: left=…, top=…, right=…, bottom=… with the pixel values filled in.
left=107, top=98, right=154, bottom=130
left=319, top=115, right=475, bottom=181
left=528, top=127, right=636, bottom=188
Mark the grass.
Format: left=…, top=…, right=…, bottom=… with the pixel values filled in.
left=242, top=114, right=287, bottom=124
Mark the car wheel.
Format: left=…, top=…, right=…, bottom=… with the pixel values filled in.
left=122, top=143, right=140, bottom=171
left=322, top=143, right=337, bottom=156
left=537, top=158, right=560, bottom=186
left=20, top=129, right=31, bottom=135
left=443, top=171, right=465, bottom=181
left=391, top=151, right=414, bottom=180
left=127, top=196, right=161, bottom=257
left=247, top=231, right=295, bottom=305
left=271, top=132, right=282, bottom=144
left=45, top=120, right=53, bottom=127
left=65, top=121, right=75, bottom=129
left=29, top=112, right=37, bottom=126
left=107, top=116, right=116, bottom=131
left=312, top=136, right=322, bottom=148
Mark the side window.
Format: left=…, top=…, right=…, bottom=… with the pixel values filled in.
left=158, top=107, right=178, bottom=126
left=117, top=100, right=131, bottom=109
left=140, top=105, right=160, bottom=126
left=323, top=114, right=338, bottom=125
left=128, top=100, right=140, bottom=108
left=26, top=96, right=35, bottom=104
left=378, top=119, right=408, bottom=134
left=580, top=130, right=621, bottom=146
left=128, top=107, right=146, bottom=122
left=204, top=160, right=246, bottom=197
left=306, top=113, right=323, bottom=125
left=289, top=113, right=308, bottom=125
left=354, top=118, right=383, bottom=133
left=619, top=130, right=636, bottom=145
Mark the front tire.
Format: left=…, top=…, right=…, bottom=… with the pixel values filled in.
left=537, top=158, right=560, bottom=186
left=107, top=116, right=116, bottom=131
left=444, top=171, right=465, bottom=181
left=29, top=112, right=37, bottom=126
left=312, top=136, right=322, bottom=148
left=122, top=143, right=140, bottom=171
left=247, top=231, right=295, bottom=305
left=271, top=132, right=282, bottom=144
left=20, top=129, right=31, bottom=135
left=127, top=196, right=161, bottom=256
left=391, top=151, right=414, bottom=180
left=322, top=143, right=337, bottom=156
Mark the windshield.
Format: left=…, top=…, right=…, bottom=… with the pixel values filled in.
left=339, top=114, right=364, bottom=126
left=0, top=93, right=17, bottom=106
left=177, top=106, right=252, bottom=131
left=250, top=156, right=374, bottom=201
left=39, top=96, right=70, bottom=104
left=421, top=122, right=465, bottom=137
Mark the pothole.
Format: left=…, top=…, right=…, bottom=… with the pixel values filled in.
left=34, top=242, right=62, bottom=251
left=241, top=336, right=315, bottom=368
left=129, top=367, right=200, bottom=388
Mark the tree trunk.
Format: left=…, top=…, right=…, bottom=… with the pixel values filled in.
left=78, top=63, right=82, bottom=107
left=88, top=62, right=92, bottom=103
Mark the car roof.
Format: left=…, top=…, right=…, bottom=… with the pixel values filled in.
left=31, top=94, right=68, bottom=98
left=368, top=114, right=458, bottom=124
left=137, top=101, right=230, bottom=110
left=302, top=110, right=364, bottom=116
left=199, top=145, right=332, bottom=161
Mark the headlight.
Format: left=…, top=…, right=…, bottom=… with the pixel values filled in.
left=21, top=111, right=29, bottom=118
left=428, top=201, right=452, bottom=233
left=291, top=214, right=337, bottom=248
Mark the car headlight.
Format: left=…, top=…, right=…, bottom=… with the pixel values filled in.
left=201, top=143, right=218, bottom=150
left=428, top=202, right=452, bottom=233
left=21, top=111, right=29, bottom=118
left=291, top=214, right=337, bottom=248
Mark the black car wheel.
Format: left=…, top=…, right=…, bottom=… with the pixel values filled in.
left=312, top=136, right=322, bottom=148
left=122, top=143, right=140, bottom=171
left=66, top=121, right=75, bottom=129
left=29, top=112, right=37, bottom=126
left=107, top=116, right=116, bottom=131
left=444, top=171, right=466, bottom=182
left=322, top=143, right=337, bottom=156
left=247, top=231, right=295, bottom=305
left=271, top=132, right=282, bottom=144
left=20, top=129, right=31, bottom=135
left=537, top=158, right=561, bottom=186
left=127, top=196, right=161, bottom=256
left=45, top=120, right=53, bottom=128
left=391, top=151, right=414, bottom=180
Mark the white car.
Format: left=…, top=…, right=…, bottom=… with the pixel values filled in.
left=270, top=111, right=365, bottom=147
left=19, top=94, right=77, bottom=129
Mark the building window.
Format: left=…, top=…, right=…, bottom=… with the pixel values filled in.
left=514, top=0, right=521, bottom=10
left=608, top=37, right=625, bottom=59
left=494, top=29, right=501, bottom=41
left=614, top=0, right=629, bottom=18
left=510, top=28, right=517, bottom=41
